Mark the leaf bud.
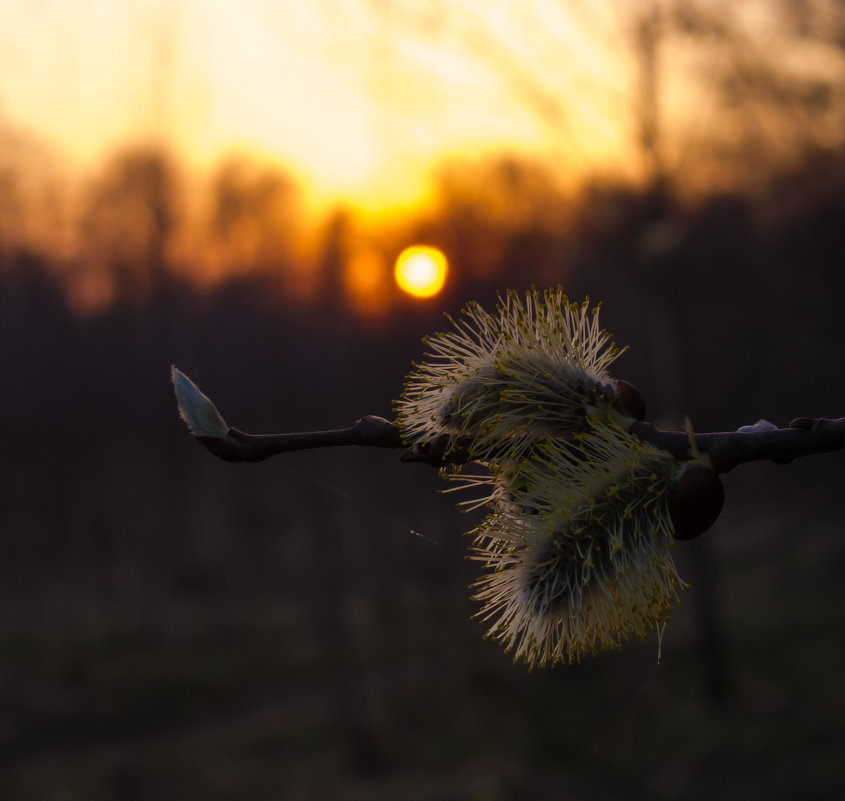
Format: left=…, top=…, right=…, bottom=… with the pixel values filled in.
left=610, top=378, right=646, bottom=421
left=669, top=464, right=725, bottom=540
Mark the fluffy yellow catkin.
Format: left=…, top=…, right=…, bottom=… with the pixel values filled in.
left=395, top=287, right=625, bottom=464
left=470, top=424, right=682, bottom=667
left=397, top=289, right=685, bottom=666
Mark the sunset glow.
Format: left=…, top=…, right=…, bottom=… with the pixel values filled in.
left=394, top=246, right=448, bottom=299
left=0, top=0, right=635, bottom=214
left=0, top=1, right=841, bottom=258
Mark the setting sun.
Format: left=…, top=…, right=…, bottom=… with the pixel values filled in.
left=394, top=245, right=448, bottom=299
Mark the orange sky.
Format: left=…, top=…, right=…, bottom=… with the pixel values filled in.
left=0, top=1, right=842, bottom=215
left=0, top=0, right=641, bottom=213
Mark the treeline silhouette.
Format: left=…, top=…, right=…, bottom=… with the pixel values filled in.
left=2, top=143, right=845, bottom=799
left=5, top=144, right=845, bottom=446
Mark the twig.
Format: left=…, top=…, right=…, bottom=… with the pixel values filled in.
left=196, top=419, right=404, bottom=463
left=171, top=366, right=401, bottom=462
left=172, top=367, right=845, bottom=473
left=632, top=418, right=845, bottom=473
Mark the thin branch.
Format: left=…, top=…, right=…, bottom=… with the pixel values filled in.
left=171, top=366, right=401, bottom=462
left=196, top=418, right=404, bottom=463
left=631, top=417, right=845, bottom=473
left=172, top=367, right=845, bottom=472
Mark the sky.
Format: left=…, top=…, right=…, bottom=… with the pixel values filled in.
left=1, top=0, right=842, bottom=217
left=0, top=0, right=640, bottom=212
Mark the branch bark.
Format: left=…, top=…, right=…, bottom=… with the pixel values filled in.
left=631, top=417, right=845, bottom=473
left=172, top=367, right=845, bottom=473
left=195, top=417, right=404, bottom=463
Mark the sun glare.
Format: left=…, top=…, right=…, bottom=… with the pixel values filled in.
left=394, top=245, right=448, bottom=299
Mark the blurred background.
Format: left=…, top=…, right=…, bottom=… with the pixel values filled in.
left=2, top=1, right=845, bottom=798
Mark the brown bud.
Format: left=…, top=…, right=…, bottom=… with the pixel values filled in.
left=669, top=465, right=725, bottom=540
left=611, top=379, right=646, bottom=421
left=788, top=417, right=814, bottom=430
